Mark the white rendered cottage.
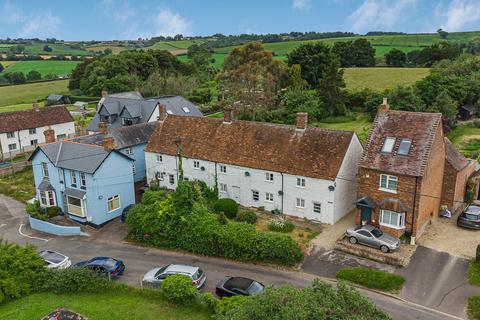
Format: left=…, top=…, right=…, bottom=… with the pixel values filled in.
left=145, top=108, right=363, bottom=224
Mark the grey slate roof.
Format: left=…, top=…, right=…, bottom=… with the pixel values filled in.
left=87, top=94, right=202, bottom=132
left=36, top=141, right=131, bottom=174
left=73, top=122, right=157, bottom=149
left=38, top=179, right=55, bottom=191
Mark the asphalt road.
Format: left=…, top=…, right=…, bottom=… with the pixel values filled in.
left=0, top=194, right=465, bottom=320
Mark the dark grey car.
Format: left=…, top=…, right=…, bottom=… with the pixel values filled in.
left=346, top=225, right=400, bottom=253
left=457, top=204, right=480, bottom=230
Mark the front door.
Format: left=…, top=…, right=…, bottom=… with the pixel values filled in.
left=360, top=207, right=372, bottom=224
left=232, top=186, right=240, bottom=203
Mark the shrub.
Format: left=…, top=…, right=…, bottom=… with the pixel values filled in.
left=271, top=208, right=282, bottom=215
left=236, top=211, right=258, bottom=224
left=469, top=260, right=480, bottom=286
left=218, top=212, right=228, bottom=225
left=336, top=267, right=405, bottom=292
left=268, top=218, right=295, bottom=233
left=33, top=268, right=112, bottom=294
left=161, top=274, right=198, bottom=305
left=476, top=244, right=480, bottom=262
left=46, top=206, right=61, bottom=218
left=201, top=292, right=219, bottom=313
left=216, top=295, right=248, bottom=316
left=213, top=198, right=239, bottom=219
left=468, top=295, right=480, bottom=320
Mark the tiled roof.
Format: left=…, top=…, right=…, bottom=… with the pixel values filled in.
left=145, top=115, right=355, bottom=180
left=444, top=138, right=472, bottom=171
left=359, top=110, right=442, bottom=177
left=0, top=106, right=74, bottom=134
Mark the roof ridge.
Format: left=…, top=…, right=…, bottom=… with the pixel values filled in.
left=360, top=113, right=380, bottom=163
left=54, top=142, right=63, bottom=166
left=418, top=114, right=442, bottom=176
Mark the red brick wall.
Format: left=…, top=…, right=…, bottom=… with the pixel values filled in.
left=441, top=161, right=476, bottom=212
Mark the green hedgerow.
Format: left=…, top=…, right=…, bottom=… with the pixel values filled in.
left=33, top=268, right=112, bottom=294
left=161, top=274, right=198, bottom=305
left=336, top=267, right=405, bottom=292
left=213, top=198, right=239, bottom=219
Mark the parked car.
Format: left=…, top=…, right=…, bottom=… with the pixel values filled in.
left=73, top=256, right=125, bottom=278
left=216, top=276, right=265, bottom=298
left=39, top=249, right=71, bottom=269
left=457, top=204, right=480, bottom=230
left=121, top=204, right=135, bottom=222
left=346, top=225, right=400, bottom=253
left=142, top=264, right=206, bottom=289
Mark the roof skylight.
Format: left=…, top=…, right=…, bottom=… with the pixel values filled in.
left=381, top=137, right=396, bottom=153
left=398, top=139, right=412, bottom=155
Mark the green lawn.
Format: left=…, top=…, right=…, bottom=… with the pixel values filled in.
left=448, top=124, right=480, bottom=157
left=2, top=60, right=80, bottom=77
left=0, top=79, right=69, bottom=107
left=316, top=113, right=372, bottom=143
left=0, top=168, right=35, bottom=203
left=0, top=101, right=45, bottom=113
left=0, top=61, right=17, bottom=68
left=86, top=44, right=127, bottom=54
left=0, top=291, right=211, bottom=320
left=343, top=67, right=430, bottom=91
left=23, top=43, right=90, bottom=56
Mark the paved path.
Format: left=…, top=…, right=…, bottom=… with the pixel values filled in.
left=0, top=194, right=469, bottom=320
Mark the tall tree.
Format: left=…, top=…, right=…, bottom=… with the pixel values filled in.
left=385, top=49, right=406, bottom=67
left=387, top=86, right=425, bottom=112
left=351, top=38, right=376, bottom=67
left=426, top=89, right=457, bottom=133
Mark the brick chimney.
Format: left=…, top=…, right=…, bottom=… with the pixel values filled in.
left=43, top=128, right=55, bottom=143
left=379, top=97, right=390, bottom=113
left=223, top=107, right=234, bottom=124
left=32, top=102, right=40, bottom=111
left=101, top=90, right=109, bottom=98
left=295, top=112, right=308, bottom=130
left=103, top=136, right=115, bottom=151
left=98, top=121, right=108, bottom=134
left=158, top=104, right=167, bottom=122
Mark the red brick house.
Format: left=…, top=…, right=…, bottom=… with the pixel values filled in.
left=356, top=99, right=445, bottom=242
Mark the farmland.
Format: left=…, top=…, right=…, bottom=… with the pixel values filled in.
left=86, top=44, right=127, bottom=54
left=2, top=60, right=80, bottom=77
left=0, top=42, right=90, bottom=56
left=343, top=67, right=430, bottom=91
left=0, top=80, right=69, bottom=107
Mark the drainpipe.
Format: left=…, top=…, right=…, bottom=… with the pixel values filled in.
left=410, top=176, right=419, bottom=245
left=280, top=172, right=284, bottom=214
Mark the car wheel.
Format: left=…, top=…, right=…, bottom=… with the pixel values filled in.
left=349, top=236, right=358, bottom=244
left=380, top=245, right=389, bottom=253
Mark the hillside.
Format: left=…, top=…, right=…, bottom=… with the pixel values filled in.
left=2, top=60, right=80, bottom=77
left=343, top=67, right=430, bottom=91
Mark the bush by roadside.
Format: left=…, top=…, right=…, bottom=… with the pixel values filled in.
left=26, top=201, right=61, bottom=221
left=469, top=260, right=480, bottom=286
left=160, top=274, right=198, bottom=305
left=468, top=296, right=480, bottom=320
left=336, top=267, right=405, bottom=292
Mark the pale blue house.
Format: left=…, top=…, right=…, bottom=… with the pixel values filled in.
left=30, top=140, right=135, bottom=227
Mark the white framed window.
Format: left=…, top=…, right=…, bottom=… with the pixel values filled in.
left=219, top=183, right=227, bottom=193
left=8, top=143, right=16, bottom=151
left=193, top=160, right=200, bottom=169
left=132, top=163, right=136, bottom=175
left=381, top=137, right=396, bottom=153
left=169, top=174, right=175, bottom=185
left=296, top=198, right=305, bottom=208
left=125, top=147, right=134, bottom=155
left=41, top=162, right=49, bottom=177
left=29, top=128, right=36, bottom=135
left=67, top=196, right=84, bottom=216
left=6, top=131, right=15, bottom=139
left=156, top=154, right=163, bottom=162
left=379, top=174, right=398, bottom=193
left=70, top=171, right=77, bottom=186
left=313, top=202, right=321, bottom=213
left=252, top=190, right=259, bottom=201
left=40, top=191, right=47, bottom=206
left=155, top=172, right=164, bottom=180
left=107, top=195, right=121, bottom=212
left=265, top=192, right=274, bottom=202
left=219, top=165, right=227, bottom=173
left=30, top=139, right=38, bottom=146
left=56, top=134, right=67, bottom=141
left=296, top=177, right=306, bottom=187
left=40, top=191, right=55, bottom=207
left=265, top=172, right=274, bottom=182
left=379, top=209, right=405, bottom=229
left=80, top=173, right=86, bottom=188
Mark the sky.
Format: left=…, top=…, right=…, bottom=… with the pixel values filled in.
left=0, top=0, right=479, bottom=41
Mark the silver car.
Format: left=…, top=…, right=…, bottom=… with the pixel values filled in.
left=346, top=225, right=400, bottom=253
left=142, top=264, right=206, bottom=289
left=39, top=250, right=72, bottom=269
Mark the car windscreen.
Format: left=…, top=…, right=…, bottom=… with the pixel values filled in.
left=154, top=266, right=168, bottom=278
left=370, top=228, right=383, bottom=238
left=466, top=205, right=480, bottom=215
left=247, top=281, right=264, bottom=295
left=40, top=251, right=65, bottom=263
left=192, top=269, right=203, bottom=280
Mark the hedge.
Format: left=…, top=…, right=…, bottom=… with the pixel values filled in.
left=213, top=198, right=238, bottom=219
left=33, top=268, right=113, bottom=294
left=336, top=267, right=405, bottom=292
left=236, top=211, right=258, bottom=224
left=468, top=295, right=480, bottom=320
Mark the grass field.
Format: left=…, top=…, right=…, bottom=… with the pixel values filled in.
left=145, top=39, right=206, bottom=52
left=343, top=67, right=430, bottom=91
left=0, top=101, right=46, bottom=113
left=448, top=123, right=480, bottom=156
left=0, top=61, right=17, bottom=68
left=24, top=43, right=90, bottom=56
left=87, top=44, right=127, bottom=54
left=0, top=290, right=211, bottom=320
left=316, top=113, right=372, bottom=142
left=0, top=80, right=69, bottom=107
left=2, top=60, right=80, bottom=77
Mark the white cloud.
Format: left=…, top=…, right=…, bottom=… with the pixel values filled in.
left=293, top=0, right=312, bottom=11
left=436, top=0, right=480, bottom=31
left=346, top=0, right=416, bottom=33
left=152, top=9, right=192, bottom=37
left=99, top=0, right=136, bottom=25
left=0, top=1, right=62, bottom=38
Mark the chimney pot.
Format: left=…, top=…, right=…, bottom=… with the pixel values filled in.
left=98, top=121, right=108, bottom=134
left=223, top=107, right=234, bottom=124
left=101, top=90, right=109, bottom=98
left=103, top=136, right=115, bottom=151
left=158, top=104, right=167, bottom=122
left=379, top=97, right=390, bottom=112
left=43, top=127, right=55, bottom=144
left=295, top=112, right=308, bottom=130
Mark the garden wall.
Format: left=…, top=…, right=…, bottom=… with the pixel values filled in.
left=29, top=215, right=88, bottom=236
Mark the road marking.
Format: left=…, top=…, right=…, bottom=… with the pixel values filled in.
left=18, top=223, right=50, bottom=242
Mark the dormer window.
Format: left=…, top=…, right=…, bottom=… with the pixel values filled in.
left=182, top=107, right=190, bottom=113
left=398, top=139, right=412, bottom=155
left=100, top=115, right=110, bottom=123
left=381, top=137, right=396, bottom=153
left=122, top=118, right=134, bottom=126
